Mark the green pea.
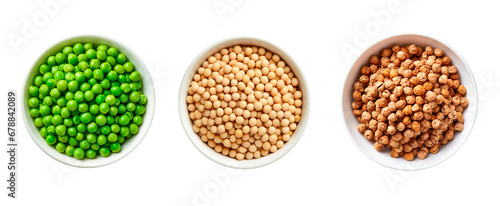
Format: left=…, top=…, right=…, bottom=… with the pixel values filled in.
left=28, top=97, right=39, bottom=108
left=50, top=88, right=61, bottom=98
left=55, top=124, right=66, bottom=136
left=55, top=142, right=66, bottom=153
left=105, top=116, right=113, bottom=126
left=118, top=115, right=130, bottom=126
left=63, top=64, right=74, bottom=73
left=84, top=90, right=94, bottom=101
left=105, top=95, right=116, bottom=105
left=65, top=145, right=75, bottom=156
left=135, top=105, right=146, bottom=116
left=109, top=106, right=118, bottom=116
left=114, top=65, right=125, bottom=74
left=79, top=140, right=90, bottom=150
left=52, top=115, right=63, bottom=125
left=106, top=56, right=116, bottom=66
left=77, top=54, right=88, bottom=62
left=78, top=103, right=88, bottom=113
left=118, top=75, right=127, bottom=84
left=55, top=53, right=66, bottom=64
left=56, top=97, right=67, bottom=107
left=68, top=54, right=78, bottom=65
left=56, top=80, right=68, bottom=91
left=99, top=147, right=111, bottom=157
left=67, top=127, right=77, bottom=136
left=91, top=143, right=100, bottom=151
left=34, top=76, right=44, bottom=87
left=46, top=134, right=57, bottom=145
left=89, top=104, right=99, bottom=115
left=118, top=104, right=127, bottom=114
left=110, top=143, right=121, bottom=153
left=107, top=71, right=118, bottom=81
left=43, top=72, right=54, bottom=82
left=47, top=56, right=56, bottom=66
left=83, top=42, right=93, bottom=50
left=107, top=47, right=118, bottom=57
left=101, top=125, right=111, bottom=135
left=61, top=107, right=70, bottom=118
left=109, top=86, right=121, bottom=96
left=63, top=118, right=73, bottom=127
left=72, top=115, right=81, bottom=124
left=96, top=50, right=107, bottom=61
left=68, top=80, right=79, bottom=92
left=116, top=53, right=126, bottom=64
left=85, top=149, right=96, bottom=159
left=58, top=135, right=68, bottom=143
left=74, top=91, right=84, bottom=102
left=73, top=148, right=85, bottom=159
left=87, top=122, right=98, bottom=133
left=97, top=134, right=107, bottom=145
left=80, top=112, right=92, bottom=124
left=65, top=92, right=74, bottom=100
left=120, top=126, right=129, bottom=136
left=93, top=69, right=104, bottom=80
left=75, top=132, right=85, bottom=141
left=129, top=123, right=139, bottom=134
left=118, top=136, right=125, bottom=143
left=40, top=127, right=48, bottom=137
left=62, top=46, right=73, bottom=55
left=73, top=43, right=84, bottom=55
left=76, top=124, right=86, bottom=133
left=65, top=72, right=75, bottom=81
left=66, top=100, right=77, bottom=111
left=88, top=78, right=97, bottom=86
left=95, top=114, right=107, bottom=126
left=83, top=68, right=93, bottom=79
left=85, top=49, right=97, bottom=60
left=51, top=105, right=61, bottom=115
left=40, top=105, right=51, bottom=116
left=126, top=102, right=136, bottom=112
left=123, top=62, right=134, bottom=73
left=100, top=79, right=111, bottom=90
left=107, top=133, right=118, bottom=142
left=29, top=108, right=40, bottom=118
left=39, top=64, right=50, bottom=74
left=29, top=86, right=39, bottom=97
left=129, top=91, right=140, bottom=103
left=47, top=125, right=55, bottom=134
left=46, top=79, right=57, bottom=89
left=86, top=133, right=97, bottom=144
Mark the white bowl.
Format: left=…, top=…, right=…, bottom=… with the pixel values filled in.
left=22, top=35, right=155, bottom=168
left=342, top=34, right=478, bottom=170
left=179, top=37, right=310, bottom=169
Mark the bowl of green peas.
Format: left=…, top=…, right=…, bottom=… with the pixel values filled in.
left=22, top=35, right=155, bottom=167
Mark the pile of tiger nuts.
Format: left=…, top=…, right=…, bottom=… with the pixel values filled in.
left=352, top=44, right=468, bottom=161
left=186, top=45, right=302, bottom=160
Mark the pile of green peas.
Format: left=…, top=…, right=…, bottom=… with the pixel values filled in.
left=27, top=42, right=147, bottom=160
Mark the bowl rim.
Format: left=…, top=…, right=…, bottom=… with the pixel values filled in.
left=341, top=33, right=478, bottom=171
left=22, top=34, right=156, bottom=168
left=178, top=37, right=310, bottom=169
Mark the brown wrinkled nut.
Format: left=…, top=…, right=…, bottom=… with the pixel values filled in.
left=457, top=85, right=467, bottom=95
left=403, top=152, right=414, bottom=161
left=352, top=44, right=468, bottom=161
left=357, top=123, right=367, bottom=133
left=390, top=150, right=400, bottom=158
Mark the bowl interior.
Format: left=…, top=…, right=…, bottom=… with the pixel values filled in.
left=179, top=38, right=310, bottom=169
left=342, top=34, right=478, bottom=170
left=23, top=35, right=155, bottom=168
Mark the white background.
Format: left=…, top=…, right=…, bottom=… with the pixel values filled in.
left=1, top=0, right=499, bottom=205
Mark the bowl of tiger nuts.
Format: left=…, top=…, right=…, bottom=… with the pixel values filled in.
left=179, top=37, right=309, bottom=169
left=342, top=34, right=477, bottom=170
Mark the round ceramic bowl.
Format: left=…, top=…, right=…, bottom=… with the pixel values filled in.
left=342, top=34, right=478, bottom=170
left=179, top=37, right=310, bottom=169
left=22, top=35, right=155, bottom=168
